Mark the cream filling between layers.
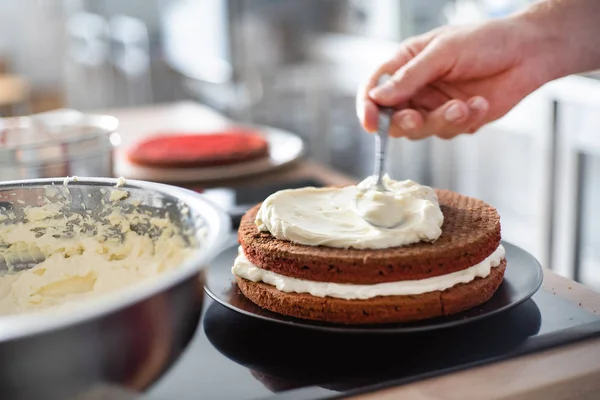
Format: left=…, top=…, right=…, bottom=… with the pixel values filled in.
left=232, top=244, right=506, bottom=300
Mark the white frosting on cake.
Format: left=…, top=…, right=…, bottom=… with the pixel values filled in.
left=254, top=175, right=443, bottom=250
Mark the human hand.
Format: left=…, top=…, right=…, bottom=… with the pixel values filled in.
left=356, top=17, right=554, bottom=139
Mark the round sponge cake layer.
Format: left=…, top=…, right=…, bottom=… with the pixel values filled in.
left=126, top=131, right=269, bottom=168
left=236, top=259, right=506, bottom=324
left=238, top=189, right=501, bottom=284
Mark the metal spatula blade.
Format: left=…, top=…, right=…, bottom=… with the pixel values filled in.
left=355, top=74, right=406, bottom=229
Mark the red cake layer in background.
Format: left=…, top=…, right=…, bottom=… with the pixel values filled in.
left=126, top=129, right=269, bottom=168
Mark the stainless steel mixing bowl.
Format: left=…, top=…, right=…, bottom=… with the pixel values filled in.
left=0, top=177, right=230, bottom=400
left=0, top=109, right=119, bottom=181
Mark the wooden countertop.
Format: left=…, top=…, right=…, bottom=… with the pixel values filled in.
left=108, top=102, right=600, bottom=400
left=353, top=271, right=600, bottom=400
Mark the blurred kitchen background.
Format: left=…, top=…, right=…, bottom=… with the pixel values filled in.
left=1, top=0, right=600, bottom=289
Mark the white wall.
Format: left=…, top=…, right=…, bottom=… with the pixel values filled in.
left=0, top=1, right=66, bottom=90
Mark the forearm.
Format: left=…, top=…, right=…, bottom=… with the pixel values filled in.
left=512, top=0, right=600, bottom=80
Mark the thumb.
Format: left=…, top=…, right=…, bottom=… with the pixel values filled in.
left=369, top=43, right=450, bottom=105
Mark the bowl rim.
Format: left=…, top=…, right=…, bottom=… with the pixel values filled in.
left=0, top=177, right=231, bottom=342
